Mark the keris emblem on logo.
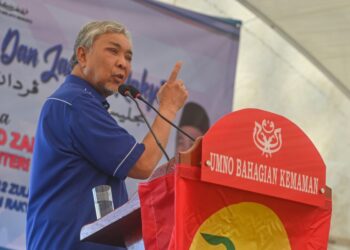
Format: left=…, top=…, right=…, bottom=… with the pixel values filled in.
left=253, top=119, right=282, bottom=157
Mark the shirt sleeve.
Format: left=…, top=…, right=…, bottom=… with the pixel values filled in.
left=68, top=93, right=145, bottom=179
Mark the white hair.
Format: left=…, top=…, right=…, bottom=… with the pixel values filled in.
left=70, top=20, right=131, bottom=68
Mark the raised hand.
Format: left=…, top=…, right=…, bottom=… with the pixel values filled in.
left=157, top=61, right=188, bottom=115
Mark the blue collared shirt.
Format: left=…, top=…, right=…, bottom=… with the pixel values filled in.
left=26, top=75, right=145, bottom=250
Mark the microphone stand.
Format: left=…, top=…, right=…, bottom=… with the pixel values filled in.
left=125, top=92, right=171, bottom=162
left=121, top=84, right=195, bottom=142
left=136, top=96, right=195, bottom=142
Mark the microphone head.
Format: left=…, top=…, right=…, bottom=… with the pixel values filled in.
left=118, top=84, right=129, bottom=97
left=127, top=85, right=141, bottom=98
left=118, top=84, right=141, bottom=98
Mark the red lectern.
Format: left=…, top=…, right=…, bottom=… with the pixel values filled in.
left=81, top=109, right=332, bottom=250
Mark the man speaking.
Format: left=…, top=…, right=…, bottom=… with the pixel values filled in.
left=26, top=20, right=188, bottom=250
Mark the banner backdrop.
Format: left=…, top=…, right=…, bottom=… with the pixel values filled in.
left=0, top=0, right=240, bottom=248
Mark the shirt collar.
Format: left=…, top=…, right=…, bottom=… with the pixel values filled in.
left=64, top=74, right=110, bottom=110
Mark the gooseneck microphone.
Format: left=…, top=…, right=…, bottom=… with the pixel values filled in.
left=120, top=84, right=195, bottom=142
left=118, top=84, right=170, bottom=161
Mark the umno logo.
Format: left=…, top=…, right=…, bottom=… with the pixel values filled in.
left=253, top=119, right=282, bottom=158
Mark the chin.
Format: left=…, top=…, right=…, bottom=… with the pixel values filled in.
left=102, top=87, right=117, bottom=97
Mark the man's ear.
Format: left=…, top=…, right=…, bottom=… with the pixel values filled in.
left=76, top=46, right=87, bottom=67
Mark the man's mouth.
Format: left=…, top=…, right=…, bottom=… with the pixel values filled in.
left=112, top=73, right=125, bottom=83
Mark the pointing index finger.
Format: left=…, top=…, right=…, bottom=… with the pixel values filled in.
left=167, top=61, right=182, bottom=83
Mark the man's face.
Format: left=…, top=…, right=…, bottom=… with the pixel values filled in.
left=82, top=32, right=132, bottom=97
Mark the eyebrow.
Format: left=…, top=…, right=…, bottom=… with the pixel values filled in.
left=108, top=42, right=133, bottom=56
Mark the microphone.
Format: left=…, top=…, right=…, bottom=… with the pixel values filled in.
left=118, top=84, right=170, bottom=161
left=119, top=84, right=195, bottom=142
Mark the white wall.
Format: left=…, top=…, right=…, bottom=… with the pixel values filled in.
left=158, top=0, right=350, bottom=249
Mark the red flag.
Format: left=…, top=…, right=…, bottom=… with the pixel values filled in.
left=139, top=172, right=175, bottom=250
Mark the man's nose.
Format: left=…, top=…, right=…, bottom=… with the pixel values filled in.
left=116, top=55, right=127, bottom=69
